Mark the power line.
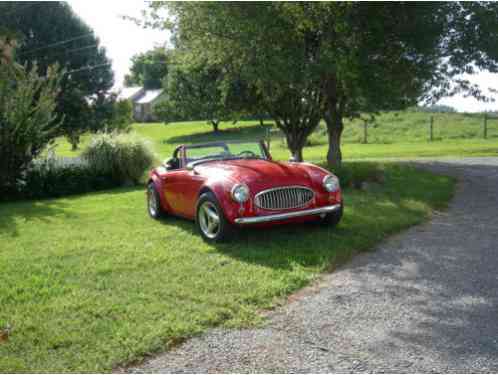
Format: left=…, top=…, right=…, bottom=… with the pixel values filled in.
left=58, top=44, right=98, bottom=56
left=64, top=62, right=112, bottom=75
left=18, top=32, right=94, bottom=56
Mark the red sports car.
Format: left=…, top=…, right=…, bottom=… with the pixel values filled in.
left=146, top=140, right=342, bottom=242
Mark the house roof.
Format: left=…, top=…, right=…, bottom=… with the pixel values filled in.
left=117, top=86, right=144, bottom=101
left=136, top=89, right=164, bottom=104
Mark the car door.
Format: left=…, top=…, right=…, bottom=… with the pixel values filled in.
left=163, top=148, right=205, bottom=218
left=163, top=170, right=204, bottom=218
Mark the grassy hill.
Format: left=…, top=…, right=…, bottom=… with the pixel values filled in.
left=52, top=110, right=498, bottom=161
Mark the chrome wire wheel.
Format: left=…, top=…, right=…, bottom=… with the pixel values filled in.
left=148, top=186, right=158, bottom=217
left=198, top=201, right=220, bottom=239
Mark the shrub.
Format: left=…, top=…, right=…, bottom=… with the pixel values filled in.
left=1, top=158, right=118, bottom=201
left=82, top=132, right=155, bottom=185
left=22, top=164, right=116, bottom=200
left=332, top=162, right=385, bottom=189
left=0, top=62, right=61, bottom=194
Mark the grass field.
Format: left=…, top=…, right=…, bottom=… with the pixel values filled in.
left=1, top=109, right=475, bottom=371
left=51, top=110, right=498, bottom=161
left=0, top=163, right=455, bottom=372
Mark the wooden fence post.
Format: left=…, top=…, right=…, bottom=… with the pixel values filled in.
left=363, top=121, right=368, bottom=144
left=483, top=113, right=488, bottom=139
left=429, top=116, right=434, bottom=142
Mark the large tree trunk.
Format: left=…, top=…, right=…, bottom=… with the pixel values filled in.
left=325, top=115, right=343, bottom=168
left=288, top=144, right=303, bottom=162
left=211, top=120, right=219, bottom=133
left=286, top=131, right=306, bottom=162
left=323, top=74, right=344, bottom=168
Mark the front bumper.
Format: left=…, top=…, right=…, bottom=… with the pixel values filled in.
left=234, top=204, right=341, bottom=225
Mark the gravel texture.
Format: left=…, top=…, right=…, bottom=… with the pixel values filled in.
left=129, top=158, right=498, bottom=373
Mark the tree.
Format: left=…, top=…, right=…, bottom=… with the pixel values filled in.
left=0, top=2, right=114, bottom=149
left=110, top=99, right=134, bottom=132
left=146, top=2, right=498, bottom=166
left=89, top=94, right=133, bottom=133
left=0, top=62, right=61, bottom=194
left=124, top=47, right=169, bottom=90
left=149, top=3, right=328, bottom=159
left=161, top=57, right=234, bottom=132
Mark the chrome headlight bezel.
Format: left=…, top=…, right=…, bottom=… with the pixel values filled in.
left=231, top=184, right=250, bottom=203
left=322, top=175, right=339, bottom=192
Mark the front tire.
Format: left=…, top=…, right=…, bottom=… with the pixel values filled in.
left=320, top=203, right=343, bottom=227
left=196, top=192, right=234, bottom=242
left=147, top=182, right=165, bottom=219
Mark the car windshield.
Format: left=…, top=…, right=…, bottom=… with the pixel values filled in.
left=184, top=141, right=267, bottom=165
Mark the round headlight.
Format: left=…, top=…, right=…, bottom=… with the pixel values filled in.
left=231, top=184, right=250, bottom=203
left=323, top=175, right=339, bottom=192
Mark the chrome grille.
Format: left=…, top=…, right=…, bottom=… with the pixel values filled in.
left=254, top=186, right=314, bottom=211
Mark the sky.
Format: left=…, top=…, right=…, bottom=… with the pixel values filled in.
left=67, top=0, right=167, bottom=91
left=68, top=0, right=498, bottom=113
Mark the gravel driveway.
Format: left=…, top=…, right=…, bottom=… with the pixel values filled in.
left=129, top=158, right=498, bottom=373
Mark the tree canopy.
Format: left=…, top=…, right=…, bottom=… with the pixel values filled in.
left=0, top=1, right=114, bottom=149
left=146, top=2, right=498, bottom=165
left=157, top=56, right=234, bottom=132
left=124, top=47, right=169, bottom=90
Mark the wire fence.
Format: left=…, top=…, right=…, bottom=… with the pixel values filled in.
left=352, top=114, right=498, bottom=144
left=266, top=113, right=498, bottom=146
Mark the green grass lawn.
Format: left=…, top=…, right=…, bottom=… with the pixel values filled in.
left=0, top=163, right=455, bottom=372
left=51, top=110, right=498, bottom=162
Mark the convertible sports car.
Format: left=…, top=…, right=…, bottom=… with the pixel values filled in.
left=146, top=140, right=342, bottom=242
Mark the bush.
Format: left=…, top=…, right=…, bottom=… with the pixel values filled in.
left=82, top=132, right=155, bottom=185
left=0, top=158, right=118, bottom=201
left=332, top=162, right=385, bottom=189
left=0, top=62, right=61, bottom=193
left=22, top=164, right=116, bottom=200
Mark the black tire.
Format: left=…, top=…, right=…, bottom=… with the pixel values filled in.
left=147, top=182, right=165, bottom=219
left=320, top=203, right=343, bottom=227
left=195, top=192, right=234, bottom=242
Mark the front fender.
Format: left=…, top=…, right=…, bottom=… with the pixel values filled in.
left=200, top=181, right=244, bottom=224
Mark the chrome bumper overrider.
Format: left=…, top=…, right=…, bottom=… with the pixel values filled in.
left=234, top=204, right=341, bottom=225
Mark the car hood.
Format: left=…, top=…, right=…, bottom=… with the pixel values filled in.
left=194, top=159, right=314, bottom=190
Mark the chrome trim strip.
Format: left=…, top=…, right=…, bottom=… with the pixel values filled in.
left=234, top=204, right=341, bottom=225
left=254, top=185, right=315, bottom=211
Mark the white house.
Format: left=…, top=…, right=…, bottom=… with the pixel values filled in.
left=117, top=86, right=166, bottom=122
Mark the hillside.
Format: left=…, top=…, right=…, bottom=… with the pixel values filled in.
left=52, top=110, right=498, bottom=161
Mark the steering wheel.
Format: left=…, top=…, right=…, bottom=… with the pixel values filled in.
left=237, top=150, right=257, bottom=158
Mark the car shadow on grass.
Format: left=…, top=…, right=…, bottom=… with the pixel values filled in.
left=155, top=190, right=430, bottom=273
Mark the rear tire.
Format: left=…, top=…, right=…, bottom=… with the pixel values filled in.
left=196, top=192, right=234, bottom=242
left=320, top=203, right=343, bottom=227
left=147, top=182, right=165, bottom=219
